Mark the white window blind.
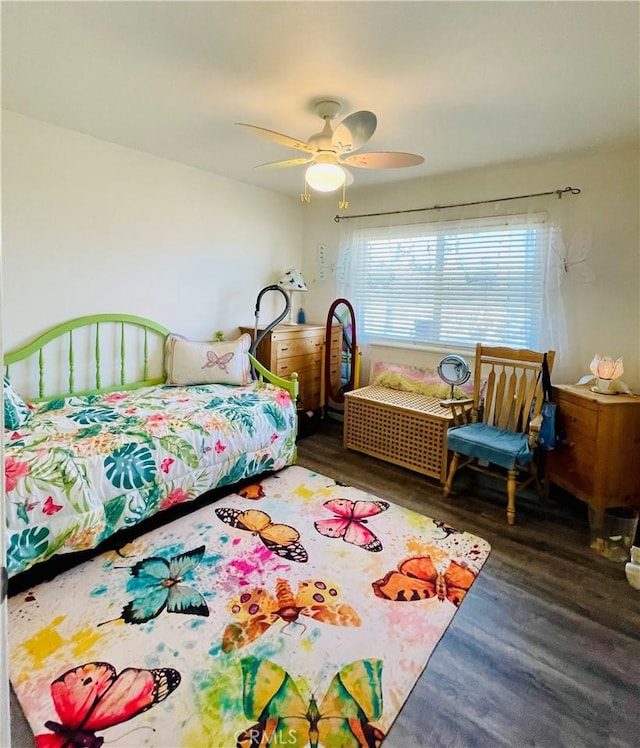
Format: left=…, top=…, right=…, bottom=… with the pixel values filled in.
left=347, top=213, right=549, bottom=349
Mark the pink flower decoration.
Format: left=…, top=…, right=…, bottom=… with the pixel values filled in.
left=160, top=488, right=190, bottom=510
left=103, top=393, right=129, bottom=404
left=5, top=456, right=29, bottom=493
left=270, top=433, right=279, bottom=443
left=215, top=440, right=226, bottom=454
left=274, top=391, right=291, bottom=407
left=147, top=414, right=171, bottom=426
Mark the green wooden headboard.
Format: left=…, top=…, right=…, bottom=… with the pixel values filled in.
left=4, top=313, right=298, bottom=402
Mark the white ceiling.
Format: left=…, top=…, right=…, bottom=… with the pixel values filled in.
left=2, top=1, right=639, bottom=197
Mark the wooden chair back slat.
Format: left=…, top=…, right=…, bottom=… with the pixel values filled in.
left=513, top=373, right=528, bottom=431
left=480, top=366, right=496, bottom=424
left=471, top=343, right=555, bottom=436
left=494, top=367, right=507, bottom=427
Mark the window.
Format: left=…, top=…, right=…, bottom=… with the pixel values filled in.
left=343, top=213, right=549, bottom=349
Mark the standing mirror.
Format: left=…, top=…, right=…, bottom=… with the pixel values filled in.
left=325, top=298, right=358, bottom=420
left=437, top=354, right=470, bottom=405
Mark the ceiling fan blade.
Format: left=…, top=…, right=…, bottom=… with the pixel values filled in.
left=255, top=157, right=314, bottom=170
left=332, top=111, right=377, bottom=153
left=341, top=151, right=424, bottom=169
left=236, top=123, right=316, bottom=153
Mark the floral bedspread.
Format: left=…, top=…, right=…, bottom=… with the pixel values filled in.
left=5, top=381, right=297, bottom=577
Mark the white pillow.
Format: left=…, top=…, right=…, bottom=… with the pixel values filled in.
left=165, top=334, right=252, bottom=386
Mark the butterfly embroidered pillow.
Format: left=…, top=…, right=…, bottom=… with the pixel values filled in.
left=165, top=333, right=252, bottom=386
left=3, top=376, right=31, bottom=430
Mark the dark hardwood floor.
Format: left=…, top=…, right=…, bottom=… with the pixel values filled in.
left=9, top=418, right=640, bottom=747
left=295, top=419, right=640, bottom=748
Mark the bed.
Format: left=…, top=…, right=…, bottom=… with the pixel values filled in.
left=4, top=314, right=298, bottom=578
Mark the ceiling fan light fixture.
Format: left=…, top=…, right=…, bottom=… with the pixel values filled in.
left=305, top=162, right=346, bottom=192
left=238, top=100, right=423, bottom=200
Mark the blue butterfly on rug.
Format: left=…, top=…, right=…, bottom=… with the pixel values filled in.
left=99, top=545, right=210, bottom=625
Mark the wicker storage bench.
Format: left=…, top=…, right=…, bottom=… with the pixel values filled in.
left=343, top=385, right=459, bottom=482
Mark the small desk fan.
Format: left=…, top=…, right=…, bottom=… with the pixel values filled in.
left=437, top=355, right=471, bottom=406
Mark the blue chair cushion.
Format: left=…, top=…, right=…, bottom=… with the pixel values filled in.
left=447, top=422, right=533, bottom=469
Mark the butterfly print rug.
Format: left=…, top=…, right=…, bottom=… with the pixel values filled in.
left=8, top=465, right=490, bottom=747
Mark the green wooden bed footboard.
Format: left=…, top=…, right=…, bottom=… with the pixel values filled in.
left=4, top=313, right=298, bottom=402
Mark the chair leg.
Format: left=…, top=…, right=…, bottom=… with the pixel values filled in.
left=443, top=452, right=461, bottom=497
left=507, top=468, right=517, bottom=525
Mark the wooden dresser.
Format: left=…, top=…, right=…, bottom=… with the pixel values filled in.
left=239, top=324, right=342, bottom=411
left=545, top=384, right=640, bottom=514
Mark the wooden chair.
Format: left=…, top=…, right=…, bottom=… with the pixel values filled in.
left=443, top=344, right=555, bottom=525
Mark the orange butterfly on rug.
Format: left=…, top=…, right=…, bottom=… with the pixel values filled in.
left=238, top=483, right=265, bottom=500
left=372, top=555, right=477, bottom=607
left=222, top=578, right=361, bottom=652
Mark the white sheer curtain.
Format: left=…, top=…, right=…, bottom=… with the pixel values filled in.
left=540, top=223, right=570, bottom=360
left=338, top=212, right=569, bottom=361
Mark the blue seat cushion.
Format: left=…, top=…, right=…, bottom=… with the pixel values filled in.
left=447, top=422, right=533, bottom=469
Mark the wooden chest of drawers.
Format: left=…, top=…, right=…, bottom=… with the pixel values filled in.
left=239, top=324, right=341, bottom=411
left=546, top=384, right=640, bottom=513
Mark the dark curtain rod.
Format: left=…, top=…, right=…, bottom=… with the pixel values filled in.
left=333, top=186, right=581, bottom=223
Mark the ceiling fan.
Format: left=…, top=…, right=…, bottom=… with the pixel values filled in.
left=236, top=100, right=424, bottom=203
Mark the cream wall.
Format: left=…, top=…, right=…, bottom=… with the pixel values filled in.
left=2, top=111, right=304, bottom=350
left=302, top=144, right=640, bottom=392
left=4, top=115, right=637, bottom=392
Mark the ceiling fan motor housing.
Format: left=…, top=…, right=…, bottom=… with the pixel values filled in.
left=314, top=100, right=341, bottom=119
left=308, top=121, right=334, bottom=150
